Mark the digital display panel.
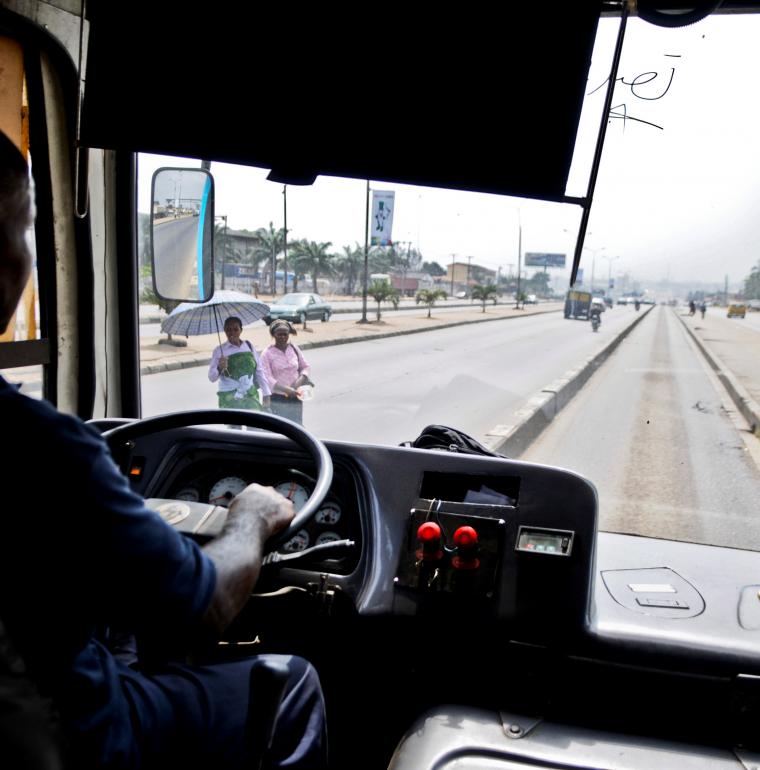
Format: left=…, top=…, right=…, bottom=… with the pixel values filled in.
left=516, top=527, right=573, bottom=556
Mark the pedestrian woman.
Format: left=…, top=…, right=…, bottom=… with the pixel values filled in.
left=260, top=320, right=312, bottom=424
left=208, top=316, right=271, bottom=410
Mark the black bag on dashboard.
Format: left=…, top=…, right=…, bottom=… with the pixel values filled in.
left=401, top=424, right=507, bottom=458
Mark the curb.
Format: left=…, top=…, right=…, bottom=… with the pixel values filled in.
left=481, top=306, right=654, bottom=457
left=139, top=300, right=553, bottom=325
left=139, top=307, right=560, bottom=376
left=675, top=311, right=760, bottom=435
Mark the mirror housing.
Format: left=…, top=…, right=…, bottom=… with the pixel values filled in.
left=150, top=168, right=214, bottom=302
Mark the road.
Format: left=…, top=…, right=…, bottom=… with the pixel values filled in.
left=141, top=307, right=642, bottom=446
left=523, top=305, right=760, bottom=550
left=152, top=217, right=200, bottom=299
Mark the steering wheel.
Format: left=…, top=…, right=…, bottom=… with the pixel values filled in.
left=102, top=409, right=333, bottom=549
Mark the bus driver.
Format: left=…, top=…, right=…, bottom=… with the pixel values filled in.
left=0, top=130, right=327, bottom=769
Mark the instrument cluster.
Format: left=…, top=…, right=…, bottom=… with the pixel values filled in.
left=162, top=451, right=361, bottom=570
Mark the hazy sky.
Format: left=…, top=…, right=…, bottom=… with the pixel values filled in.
left=138, top=13, right=760, bottom=291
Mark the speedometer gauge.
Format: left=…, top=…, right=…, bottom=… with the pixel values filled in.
left=282, top=530, right=310, bottom=552
left=316, top=531, right=341, bottom=546
left=315, top=503, right=341, bottom=525
left=274, top=481, right=310, bottom=512
left=208, top=476, right=247, bottom=507
left=175, top=487, right=200, bottom=502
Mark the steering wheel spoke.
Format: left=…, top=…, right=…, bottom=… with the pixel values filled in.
left=103, top=410, right=333, bottom=550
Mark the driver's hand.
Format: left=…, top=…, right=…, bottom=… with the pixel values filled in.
left=228, top=483, right=295, bottom=539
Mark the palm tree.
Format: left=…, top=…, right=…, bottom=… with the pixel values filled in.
left=252, top=222, right=285, bottom=293
left=289, top=240, right=336, bottom=293
left=336, top=244, right=364, bottom=296
left=471, top=283, right=499, bottom=312
left=368, top=280, right=400, bottom=321
left=415, top=288, right=447, bottom=318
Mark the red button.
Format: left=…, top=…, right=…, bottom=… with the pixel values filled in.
left=453, top=526, right=478, bottom=548
left=417, top=521, right=442, bottom=542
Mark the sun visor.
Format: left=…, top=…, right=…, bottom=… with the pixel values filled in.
left=81, top=4, right=601, bottom=200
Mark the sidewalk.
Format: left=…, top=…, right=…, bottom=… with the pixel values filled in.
left=676, top=308, right=760, bottom=435
left=140, top=303, right=563, bottom=375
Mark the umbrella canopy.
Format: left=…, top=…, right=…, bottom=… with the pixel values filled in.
left=161, top=290, right=270, bottom=337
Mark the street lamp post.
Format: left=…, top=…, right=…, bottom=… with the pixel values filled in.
left=583, top=245, right=605, bottom=292
left=602, top=255, right=620, bottom=293
left=215, top=215, right=228, bottom=289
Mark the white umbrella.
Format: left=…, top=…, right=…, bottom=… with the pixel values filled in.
left=160, top=290, right=270, bottom=347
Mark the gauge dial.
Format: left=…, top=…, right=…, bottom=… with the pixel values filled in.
left=175, top=487, right=200, bottom=502
left=274, top=481, right=310, bottom=512
left=208, top=476, right=247, bottom=507
left=316, top=531, right=341, bottom=546
left=315, top=503, right=341, bottom=525
left=282, top=530, right=310, bottom=553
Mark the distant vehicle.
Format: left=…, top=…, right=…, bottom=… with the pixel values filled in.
left=524, top=294, right=538, bottom=304
left=564, top=289, right=592, bottom=319
left=265, top=292, right=332, bottom=324
left=455, top=290, right=469, bottom=299
left=603, top=296, right=613, bottom=308
left=727, top=303, right=746, bottom=319
left=590, top=297, right=606, bottom=312
left=747, top=299, right=760, bottom=311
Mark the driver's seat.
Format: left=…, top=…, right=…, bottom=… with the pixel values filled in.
left=0, top=616, right=65, bottom=769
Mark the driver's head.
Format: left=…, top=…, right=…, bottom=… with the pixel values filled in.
left=0, top=130, right=33, bottom=334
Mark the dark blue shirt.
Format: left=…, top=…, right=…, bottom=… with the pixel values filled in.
left=0, top=376, right=216, bottom=767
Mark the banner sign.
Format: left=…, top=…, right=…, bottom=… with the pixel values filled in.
left=370, top=190, right=395, bottom=246
left=524, top=252, right=566, bottom=268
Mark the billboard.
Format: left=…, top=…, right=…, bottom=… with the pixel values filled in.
left=370, top=190, right=395, bottom=246
left=524, top=252, right=566, bottom=268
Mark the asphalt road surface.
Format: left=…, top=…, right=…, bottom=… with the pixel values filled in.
left=523, top=305, right=760, bottom=551
left=141, top=307, right=642, bottom=446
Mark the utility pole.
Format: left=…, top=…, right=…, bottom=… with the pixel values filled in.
left=602, top=254, right=620, bottom=294
left=282, top=185, right=288, bottom=294
left=360, top=180, right=370, bottom=323
left=516, top=213, right=522, bottom=308
left=219, top=215, right=228, bottom=290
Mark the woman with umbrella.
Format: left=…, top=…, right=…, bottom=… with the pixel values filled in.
left=208, top=316, right=271, bottom=410
left=161, top=290, right=272, bottom=412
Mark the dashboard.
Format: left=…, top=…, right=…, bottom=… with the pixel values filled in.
left=89, top=420, right=760, bottom=760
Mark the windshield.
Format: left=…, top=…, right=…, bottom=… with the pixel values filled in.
left=137, top=11, right=760, bottom=552
left=276, top=295, right=308, bottom=306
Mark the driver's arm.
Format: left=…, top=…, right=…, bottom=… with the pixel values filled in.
left=200, top=484, right=294, bottom=635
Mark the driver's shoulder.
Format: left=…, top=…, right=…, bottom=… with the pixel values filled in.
left=0, top=380, right=105, bottom=456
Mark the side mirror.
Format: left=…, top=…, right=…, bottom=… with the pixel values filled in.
left=150, top=168, right=214, bottom=302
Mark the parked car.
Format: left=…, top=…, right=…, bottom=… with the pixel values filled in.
left=265, top=292, right=332, bottom=324
left=524, top=294, right=538, bottom=304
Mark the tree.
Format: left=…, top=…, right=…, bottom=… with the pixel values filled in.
left=415, top=288, right=447, bottom=318
left=336, top=244, right=364, bottom=296
left=743, top=261, right=760, bottom=300
left=289, top=240, right=336, bottom=293
left=368, top=280, right=399, bottom=321
left=422, top=261, right=446, bottom=277
left=471, top=283, right=499, bottom=312
left=252, top=222, right=286, bottom=292
left=524, top=271, right=551, bottom=295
